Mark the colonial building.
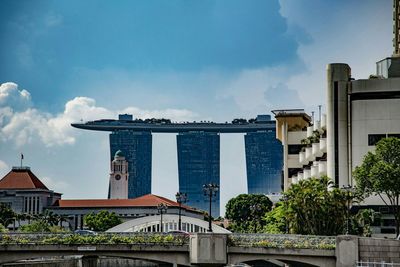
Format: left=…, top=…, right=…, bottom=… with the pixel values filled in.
left=48, top=194, right=205, bottom=230
left=0, top=166, right=61, bottom=215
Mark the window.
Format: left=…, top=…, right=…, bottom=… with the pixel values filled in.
left=369, top=133, right=400, bottom=146
left=368, top=134, right=386, bottom=146
left=288, top=145, right=303, bottom=154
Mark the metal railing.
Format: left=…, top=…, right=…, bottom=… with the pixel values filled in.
left=357, top=261, right=400, bottom=267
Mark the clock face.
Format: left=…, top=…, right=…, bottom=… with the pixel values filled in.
left=115, top=174, right=121, bottom=180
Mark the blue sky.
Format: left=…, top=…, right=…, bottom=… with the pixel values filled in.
left=0, top=0, right=393, bottom=215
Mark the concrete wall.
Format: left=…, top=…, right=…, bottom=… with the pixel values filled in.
left=359, top=237, right=400, bottom=263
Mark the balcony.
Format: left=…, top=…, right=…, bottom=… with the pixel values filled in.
left=312, top=143, right=323, bottom=158
left=318, top=161, right=327, bottom=176
left=305, top=147, right=315, bottom=162
left=291, top=175, right=298, bottom=184
left=303, top=169, right=311, bottom=179
left=311, top=162, right=319, bottom=178
left=299, top=151, right=308, bottom=165
left=297, top=172, right=303, bottom=181
left=320, top=138, right=327, bottom=153
left=307, top=126, right=313, bottom=138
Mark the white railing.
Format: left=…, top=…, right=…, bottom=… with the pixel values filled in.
left=320, top=138, right=327, bottom=153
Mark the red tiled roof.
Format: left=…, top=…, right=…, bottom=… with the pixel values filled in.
left=54, top=194, right=191, bottom=209
left=0, top=167, right=49, bottom=190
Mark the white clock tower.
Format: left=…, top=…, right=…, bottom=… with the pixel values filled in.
left=109, top=150, right=129, bottom=199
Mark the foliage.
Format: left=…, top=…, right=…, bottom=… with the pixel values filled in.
left=0, top=223, right=8, bottom=233
left=349, top=209, right=379, bottom=237
left=0, top=233, right=188, bottom=246
left=225, top=194, right=272, bottom=233
left=19, top=220, right=51, bottom=232
left=281, top=176, right=348, bottom=235
left=354, top=137, right=400, bottom=235
left=84, top=210, right=122, bottom=232
left=227, top=234, right=335, bottom=250
left=263, top=203, right=286, bottom=234
left=0, top=203, right=15, bottom=226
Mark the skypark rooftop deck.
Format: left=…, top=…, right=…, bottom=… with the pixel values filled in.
left=71, top=114, right=276, bottom=133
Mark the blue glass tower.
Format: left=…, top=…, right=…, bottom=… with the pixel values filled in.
left=245, top=130, right=283, bottom=194
left=177, top=132, right=220, bottom=217
left=109, top=130, right=152, bottom=198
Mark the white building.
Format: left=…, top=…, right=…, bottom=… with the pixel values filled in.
left=109, top=150, right=129, bottom=199
left=273, top=1, right=400, bottom=236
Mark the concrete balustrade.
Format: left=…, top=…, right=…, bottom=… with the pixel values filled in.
left=320, top=137, right=327, bottom=153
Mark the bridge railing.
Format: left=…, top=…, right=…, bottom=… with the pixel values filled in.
left=228, top=233, right=336, bottom=250
left=0, top=232, right=190, bottom=246
left=357, top=261, right=400, bottom=267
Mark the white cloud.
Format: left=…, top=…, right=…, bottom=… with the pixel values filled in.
left=0, top=82, right=198, bottom=147
left=0, top=82, right=31, bottom=111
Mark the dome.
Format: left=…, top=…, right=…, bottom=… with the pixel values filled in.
left=115, top=150, right=124, bottom=158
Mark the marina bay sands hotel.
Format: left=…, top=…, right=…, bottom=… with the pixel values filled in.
left=72, top=114, right=282, bottom=217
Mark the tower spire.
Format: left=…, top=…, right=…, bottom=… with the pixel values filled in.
left=393, top=0, right=400, bottom=56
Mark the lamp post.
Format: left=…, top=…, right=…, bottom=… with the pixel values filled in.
left=341, top=184, right=354, bottom=235
left=175, top=192, right=187, bottom=231
left=157, top=203, right=168, bottom=232
left=203, top=183, right=219, bottom=232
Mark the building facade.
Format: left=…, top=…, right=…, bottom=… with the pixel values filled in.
left=245, top=130, right=283, bottom=194
left=49, top=194, right=204, bottom=230
left=109, top=129, right=152, bottom=199
left=177, top=132, right=220, bottom=218
left=0, top=166, right=61, bottom=226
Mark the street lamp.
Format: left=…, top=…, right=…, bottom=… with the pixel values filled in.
left=175, top=192, right=187, bottom=231
left=157, top=203, right=168, bottom=232
left=341, top=184, right=354, bottom=235
left=203, top=183, right=219, bottom=232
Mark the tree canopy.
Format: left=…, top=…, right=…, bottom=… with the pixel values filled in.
left=281, top=176, right=348, bottom=235
left=84, top=210, right=122, bottom=232
left=225, top=194, right=272, bottom=233
left=354, top=137, right=400, bottom=235
left=0, top=203, right=15, bottom=227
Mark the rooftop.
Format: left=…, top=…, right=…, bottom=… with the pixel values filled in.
left=0, top=167, right=49, bottom=190
left=52, top=194, right=201, bottom=213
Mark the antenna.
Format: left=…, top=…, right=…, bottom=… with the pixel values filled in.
left=318, top=105, right=322, bottom=122
left=394, top=0, right=400, bottom=56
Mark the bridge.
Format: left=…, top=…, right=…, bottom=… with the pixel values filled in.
left=0, top=233, right=399, bottom=267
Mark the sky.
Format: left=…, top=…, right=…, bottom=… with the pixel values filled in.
left=0, top=0, right=393, bottom=215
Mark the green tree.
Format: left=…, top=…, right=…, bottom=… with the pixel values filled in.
left=84, top=211, right=122, bottom=232
left=19, top=220, right=50, bottom=232
left=354, top=137, right=400, bottom=235
left=263, top=203, right=287, bottom=234
left=283, top=176, right=348, bottom=235
left=0, top=203, right=15, bottom=227
left=225, top=194, right=272, bottom=233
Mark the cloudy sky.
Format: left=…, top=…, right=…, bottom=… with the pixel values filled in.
left=0, top=0, right=393, bottom=215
